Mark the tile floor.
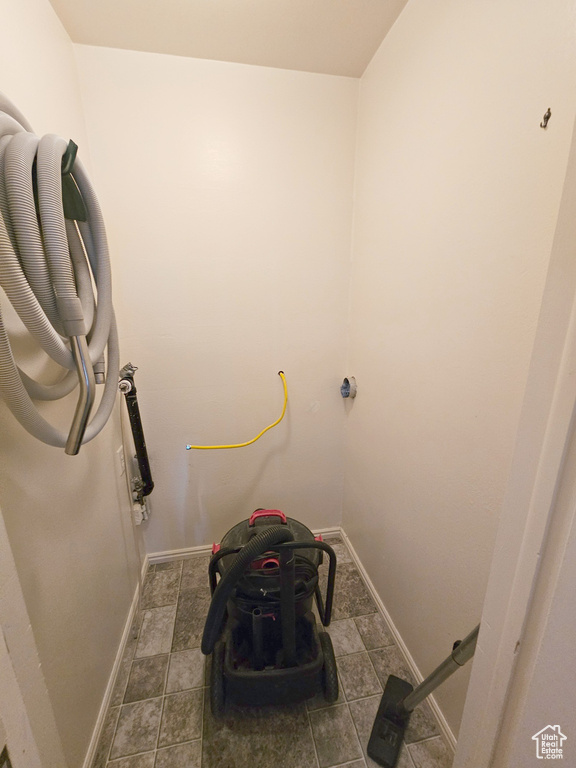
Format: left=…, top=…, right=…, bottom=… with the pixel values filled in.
left=91, top=535, right=454, bottom=768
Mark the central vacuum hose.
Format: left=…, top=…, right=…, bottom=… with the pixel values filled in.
left=0, top=93, right=118, bottom=453
left=201, top=524, right=294, bottom=655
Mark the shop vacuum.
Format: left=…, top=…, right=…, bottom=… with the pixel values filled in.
left=201, top=509, right=338, bottom=716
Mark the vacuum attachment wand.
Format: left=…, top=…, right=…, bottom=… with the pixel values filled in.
left=367, top=624, right=479, bottom=768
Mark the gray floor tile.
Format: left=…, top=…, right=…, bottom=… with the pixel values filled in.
left=136, top=606, right=177, bottom=658
left=110, top=699, right=163, bottom=760
left=154, top=740, right=202, bottom=768
left=180, top=554, right=212, bottom=593
left=407, top=737, right=453, bottom=768
left=348, top=696, right=414, bottom=768
left=354, top=613, right=395, bottom=650
left=155, top=560, right=184, bottom=572
left=94, top=535, right=451, bottom=768
left=142, top=569, right=181, bottom=609
left=389, top=746, right=416, bottom=768
left=111, top=652, right=136, bottom=709
left=158, top=688, right=204, bottom=747
left=328, top=562, right=377, bottom=620
left=124, top=655, right=169, bottom=703
left=202, top=699, right=319, bottom=768
left=107, top=754, right=155, bottom=768
left=172, top=588, right=211, bottom=651
left=404, top=700, right=441, bottom=744
left=309, top=704, right=363, bottom=768
left=327, top=619, right=365, bottom=657
left=338, top=652, right=382, bottom=701
left=166, top=648, right=205, bottom=693
left=368, top=646, right=416, bottom=689
left=91, top=706, right=119, bottom=768
left=306, top=674, right=345, bottom=711
left=346, top=696, right=379, bottom=763
left=322, top=535, right=353, bottom=564
left=110, top=617, right=142, bottom=707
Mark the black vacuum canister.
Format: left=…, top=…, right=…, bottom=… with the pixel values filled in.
left=215, top=508, right=322, bottom=575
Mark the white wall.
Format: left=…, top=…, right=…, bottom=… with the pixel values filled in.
left=344, top=0, right=576, bottom=737
left=454, top=109, right=576, bottom=767
left=74, top=46, right=358, bottom=553
left=0, top=0, right=140, bottom=765
left=3, top=0, right=576, bottom=759
left=494, top=462, right=576, bottom=767
left=0, top=508, right=66, bottom=768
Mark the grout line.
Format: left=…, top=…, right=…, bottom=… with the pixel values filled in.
left=155, top=693, right=166, bottom=755
left=329, top=763, right=367, bottom=768
left=403, top=741, right=418, bottom=768
left=171, top=557, right=185, bottom=653
left=161, top=650, right=170, bottom=699
left=364, top=648, right=384, bottom=698
left=304, top=703, right=323, bottom=768
left=199, top=685, right=206, bottom=759
left=148, top=561, right=184, bottom=761
left=156, top=737, right=202, bottom=748
left=345, top=700, right=366, bottom=767
left=107, top=746, right=156, bottom=761
left=407, top=733, right=448, bottom=746
left=347, top=696, right=370, bottom=767
left=102, top=706, right=121, bottom=768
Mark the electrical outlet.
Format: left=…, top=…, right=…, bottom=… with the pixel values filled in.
left=115, top=446, right=126, bottom=476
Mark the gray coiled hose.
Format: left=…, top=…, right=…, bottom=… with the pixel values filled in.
left=0, top=93, right=118, bottom=453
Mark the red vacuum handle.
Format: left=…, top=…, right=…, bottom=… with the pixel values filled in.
left=249, top=509, right=287, bottom=526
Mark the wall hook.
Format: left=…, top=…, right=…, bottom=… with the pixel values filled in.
left=540, top=108, right=551, bottom=129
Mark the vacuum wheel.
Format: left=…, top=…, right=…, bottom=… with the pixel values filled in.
left=210, top=640, right=226, bottom=718
left=319, top=631, right=339, bottom=703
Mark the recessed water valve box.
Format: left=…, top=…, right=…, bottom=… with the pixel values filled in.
left=341, top=377, right=357, bottom=398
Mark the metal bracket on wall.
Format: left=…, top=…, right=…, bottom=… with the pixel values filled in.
left=118, top=363, right=154, bottom=504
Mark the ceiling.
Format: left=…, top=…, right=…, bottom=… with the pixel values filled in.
left=48, top=0, right=409, bottom=78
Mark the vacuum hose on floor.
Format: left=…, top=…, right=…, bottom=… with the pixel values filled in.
left=0, top=93, right=118, bottom=453
left=201, top=524, right=295, bottom=655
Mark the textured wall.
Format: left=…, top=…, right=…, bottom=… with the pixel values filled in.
left=0, top=0, right=141, bottom=764
left=74, top=45, right=358, bottom=553
left=344, top=0, right=576, bottom=736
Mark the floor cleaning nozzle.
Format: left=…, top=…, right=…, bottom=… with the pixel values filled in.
left=367, top=625, right=480, bottom=767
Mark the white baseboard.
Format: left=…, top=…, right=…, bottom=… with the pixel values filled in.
left=312, top=526, right=341, bottom=538
left=339, top=527, right=457, bottom=752
left=82, top=554, right=149, bottom=768
left=148, top=543, right=212, bottom=564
